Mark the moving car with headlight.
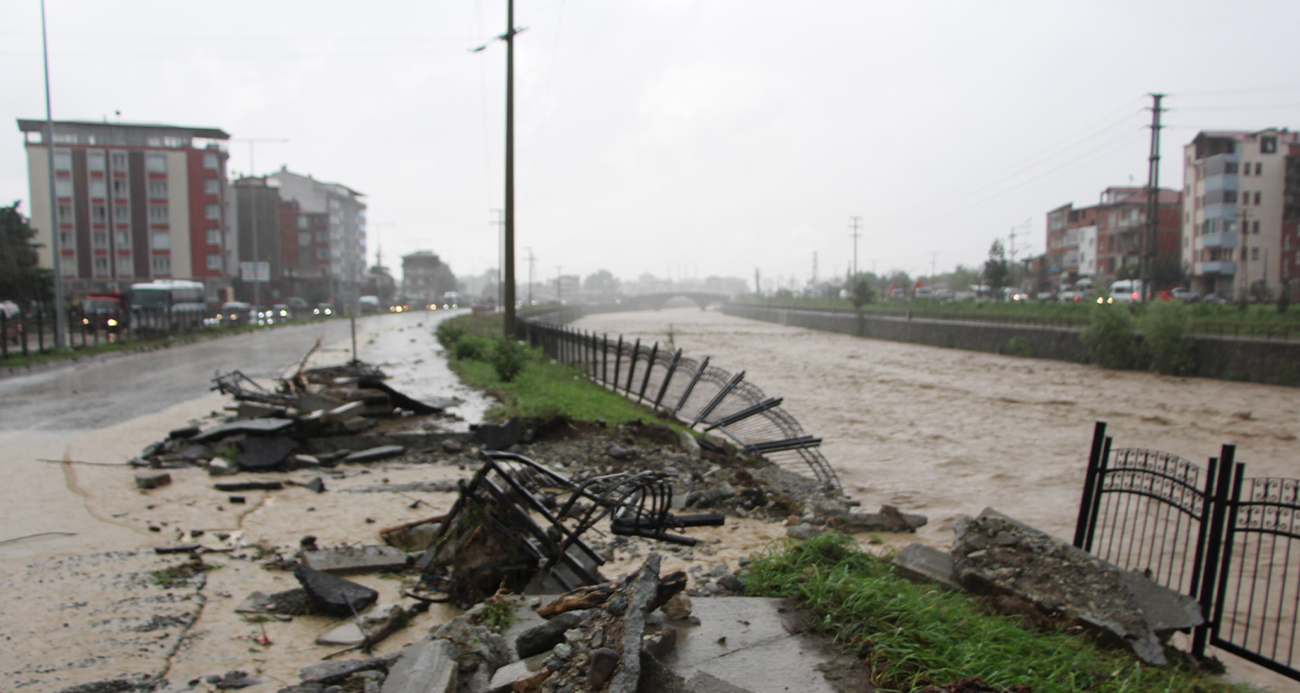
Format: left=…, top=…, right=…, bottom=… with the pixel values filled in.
left=219, top=301, right=252, bottom=325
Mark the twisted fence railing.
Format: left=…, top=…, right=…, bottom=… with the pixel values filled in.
left=516, top=311, right=842, bottom=495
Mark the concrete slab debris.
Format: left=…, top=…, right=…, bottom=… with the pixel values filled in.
left=315, top=603, right=413, bottom=647
left=892, top=542, right=963, bottom=592
left=207, top=457, right=239, bottom=476
left=381, top=638, right=458, bottom=693
left=134, top=470, right=172, bottom=490
left=213, top=479, right=284, bottom=491
left=303, top=476, right=327, bottom=493
left=476, top=416, right=521, bottom=451
left=299, top=656, right=394, bottom=685
left=324, top=401, right=365, bottom=423
left=301, top=545, right=409, bottom=574
left=345, top=445, right=406, bottom=464
left=191, top=417, right=295, bottom=442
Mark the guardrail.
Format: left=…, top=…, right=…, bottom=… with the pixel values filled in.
left=516, top=312, right=842, bottom=494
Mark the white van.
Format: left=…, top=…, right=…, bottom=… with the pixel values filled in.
left=1108, top=280, right=1144, bottom=304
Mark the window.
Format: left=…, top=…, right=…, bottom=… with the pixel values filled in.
left=1261, top=136, right=1277, bottom=154
left=151, top=231, right=171, bottom=250
left=1242, top=162, right=1250, bottom=176
left=206, top=229, right=221, bottom=245
left=203, top=152, right=218, bottom=169
left=298, top=216, right=309, bottom=230
left=116, top=230, right=131, bottom=248
left=206, top=253, right=222, bottom=270
left=93, top=256, right=109, bottom=275
left=92, top=205, right=107, bottom=223
left=114, top=205, right=129, bottom=223
left=60, top=230, right=73, bottom=248
left=53, top=149, right=71, bottom=170
left=93, top=230, right=108, bottom=249
left=203, top=178, right=219, bottom=195
left=87, top=151, right=105, bottom=171
left=1226, top=162, right=1239, bottom=175
left=205, top=203, right=220, bottom=220
left=1224, top=190, right=1237, bottom=203
left=118, top=260, right=132, bottom=278
left=145, top=153, right=167, bottom=172
left=1255, top=191, right=1262, bottom=205
left=55, top=177, right=73, bottom=197
left=316, top=247, right=328, bottom=260
left=298, top=232, right=312, bottom=246
left=112, top=179, right=129, bottom=198
left=89, top=179, right=106, bottom=198
left=57, top=204, right=74, bottom=223
left=1254, top=220, right=1261, bottom=234
left=151, top=254, right=171, bottom=275
left=148, top=205, right=169, bottom=223
left=110, top=151, right=127, bottom=170
left=1252, top=247, right=1260, bottom=261
left=1256, top=162, right=1263, bottom=175
left=316, top=230, right=328, bottom=243
left=148, top=180, right=168, bottom=198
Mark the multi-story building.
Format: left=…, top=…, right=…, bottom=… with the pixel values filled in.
left=1046, top=186, right=1181, bottom=289
left=265, top=167, right=367, bottom=307
left=401, top=251, right=457, bottom=303
left=17, top=119, right=233, bottom=301
left=1182, top=129, right=1300, bottom=300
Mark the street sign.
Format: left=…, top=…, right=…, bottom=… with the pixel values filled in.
left=240, top=262, right=270, bottom=282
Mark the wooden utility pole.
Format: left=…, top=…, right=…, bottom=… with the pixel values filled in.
left=503, top=0, right=518, bottom=337
left=1141, top=93, right=1165, bottom=304
left=849, top=216, right=862, bottom=279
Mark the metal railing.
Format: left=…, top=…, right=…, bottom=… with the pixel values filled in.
left=516, top=314, right=842, bottom=494
left=1075, top=421, right=1299, bottom=681
left=3, top=305, right=220, bottom=362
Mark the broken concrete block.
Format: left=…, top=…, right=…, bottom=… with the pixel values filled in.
left=207, top=457, right=240, bottom=476
left=237, top=401, right=286, bottom=419
left=343, top=416, right=374, bottom=433
left=237, top=436, right=297, bottom=470
left=168, top=425, right=201, bottom=440
left=304, top=476, right=327, bottom=494
left=299, top=657, right=392, bottom=685
left=515, top=609, right=593, bottom=659
left=324, top=401, right=364, bottom=422
left=381, top=521, right=441, bottom=552
left=134, top=470, right=172, bottom=490
left=153, top=544, right=200, bottom=554
left=302, top=545, right=408, bottom=574
left=892, top=543, right=962, bottom=591
left=477, top=416, right=521, bottom=451
left=381, top=639, right=458, bottom=693
left=440, top=438, right=464, bottom=453
left=831, top=505, right=928, bottom=534
left=294, top=565, right=379, bottom=617
left=316, top=603, right=412, bottom=647
left=678, top=430, right=702, bottom=459
left=486, top=658, right=539, bottom=693
left=786, top=523, right=822, bottom=540
left=345, top=445, right=406, bottom=464
left=294, top=454, right=321, bottom=468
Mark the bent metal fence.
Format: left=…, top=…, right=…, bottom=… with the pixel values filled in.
left=516, top=315, right=842, bottom=495
left=1075, top=421, right=1300, bottom=681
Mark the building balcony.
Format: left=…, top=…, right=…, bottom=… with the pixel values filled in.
left=1200, top=261, right=1237, bottom=275
left=1200, top=232, right=1237, bottom=248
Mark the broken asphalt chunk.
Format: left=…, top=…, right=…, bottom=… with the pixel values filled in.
left=476, top=416, right=522, bottom=451
left=237, top=435, right=297, bottom=470
left=191, top=417, right=295, bottom=442
left=134, top=470, right=172, bottom=490
left=381, top=639, right=458, bottom=693
left=303, top=476, right=327, bottom=493
left=214, top=480, right=284, bottom=492
left=294, top=565, right=379, bottom=617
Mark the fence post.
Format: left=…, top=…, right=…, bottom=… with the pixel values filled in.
left=625, top=339, right=640, bottom=393
left=1073, top=421, right=1108, bottom=548
left=20, top=308, right=29, bottom=356
left=637, top=342, right=659, bottom=402
left=613, top=336, right=623, bottom=388
left=1192, top=444, right=1238, bottom=660
left=652, top=349, right=683, bottom=410
left=0, top=310, right=7, bottom=359
left=602, top=334, right=609, bottom=384
left=673, top=356, right=710, bottom=415
left=1083, top=435, right=1113, bottom=552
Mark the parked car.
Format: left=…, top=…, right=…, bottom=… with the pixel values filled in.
left=1108, top=280, right=1145, bottom=304
left=1170, top=288, right=1200, bottom=302
left=313, top=303, right=335, bottom=317
left=913, top=287, right=932, bottom=299
left=932, top=289, right=953, bottom=300
left=219, top=301, right=252, bottom=325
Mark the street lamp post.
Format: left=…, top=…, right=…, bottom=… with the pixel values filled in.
left=40, top=0, right=67, bottom=348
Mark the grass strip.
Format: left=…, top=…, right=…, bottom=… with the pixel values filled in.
left=743, top=534, right=1245, bottom=693
left=439, top=313, right=687, bottom=431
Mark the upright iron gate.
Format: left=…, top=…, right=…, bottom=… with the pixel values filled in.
left=1075, top=421, right=1299, bottom=681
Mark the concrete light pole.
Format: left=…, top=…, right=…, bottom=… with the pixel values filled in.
left=40, top=0, right=67, bottom=348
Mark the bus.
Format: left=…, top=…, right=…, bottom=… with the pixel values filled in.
left=129, top=280, right=208, bottom=330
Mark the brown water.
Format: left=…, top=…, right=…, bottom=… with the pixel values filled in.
left=573, top=307, right=1300, bottom=692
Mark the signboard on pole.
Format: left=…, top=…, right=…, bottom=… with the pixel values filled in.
left=240, top=262, right=270, bottom=282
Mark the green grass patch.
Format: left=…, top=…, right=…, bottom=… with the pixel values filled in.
left=743, top=534, right=1243, bottom=693
left=467, top=593, right=519, bottom=631
left=439, top=314, right=688, bottom=430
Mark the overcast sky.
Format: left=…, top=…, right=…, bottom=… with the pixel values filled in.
left=4, top=1, right=1300, bottom=288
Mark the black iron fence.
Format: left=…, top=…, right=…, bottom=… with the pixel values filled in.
left=2, top=305, right=211, bottom=362
left=516, top=314, right=842, bottom=494
left=1075, top=421, right=1299, bottom=681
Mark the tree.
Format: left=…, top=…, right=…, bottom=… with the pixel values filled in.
left=0, top=202, right=53, bottom=305
left=983, top=240, right=1009, bottom=298
left=1152, top=257, right=1185, bottom=288
left=851, top=278, right=874, bottom=308
left=582, top=269, right=620, bottom=299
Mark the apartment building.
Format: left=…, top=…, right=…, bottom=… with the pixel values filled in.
left=1045, top=186, right=1181, bottom=288
left=18, top=119, right=232, bottom=300
left=1181, top=129, right=1300, bottom=300
left=265, top=167, right=367, bottom=307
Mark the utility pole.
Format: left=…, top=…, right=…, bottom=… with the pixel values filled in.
left=492, top=209, right=504, bottom=310
left=1141, top=93, right=1165, bottom=304
left=754, top=268, right=761, bottom=297
left=849, top=216, right=862, bottom=279
left=40, top=0, right=66, bottom=348
left=502, top=0, right=519, bottom=337
left=555, top=265, right=562, bottom=303
left=526, top=247, right=535, bottom=307
left=931, top=251, right=937, bottom=281
left=811, top=252, right=818, bottom=287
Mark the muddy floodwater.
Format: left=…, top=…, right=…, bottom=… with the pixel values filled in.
left=572, top=307, right=1300, bottom=692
